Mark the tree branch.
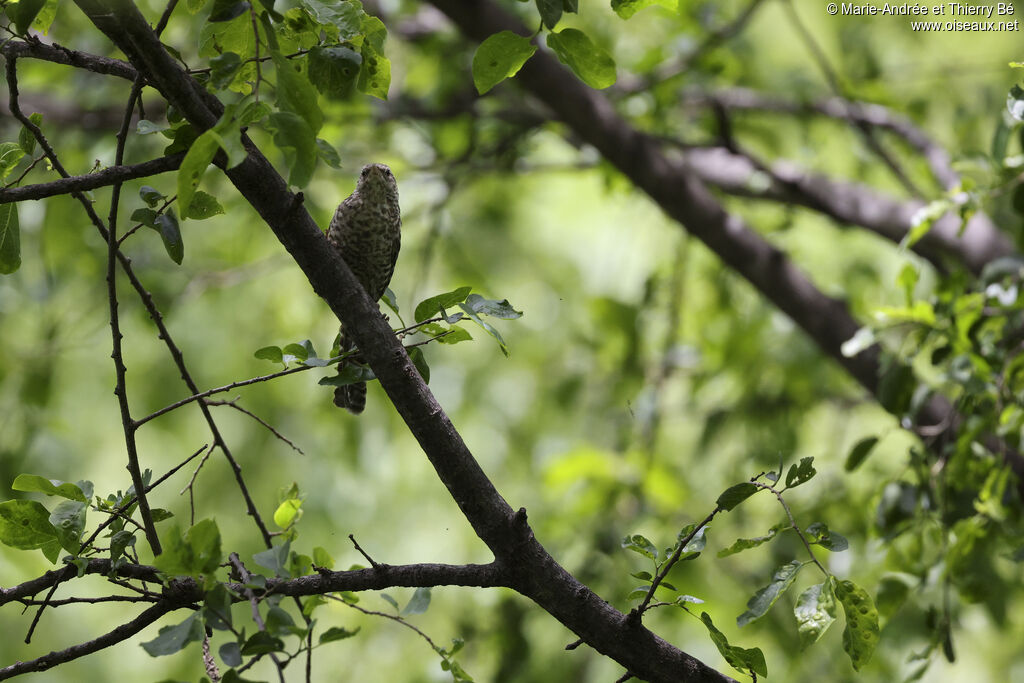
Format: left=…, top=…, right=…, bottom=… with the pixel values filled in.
left=0, top=602, right=178, bottom=680
left=0, top=154, right=183, bottom=204
left=0, top=39, right=138, bottom=81
left=69, top=1, right=737, bottom=680
left=680, top=145, right=1014, bottom=275
left=677, top=86, right=959, bottom=190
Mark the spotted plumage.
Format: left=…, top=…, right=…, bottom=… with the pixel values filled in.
left=326, top=163, right=402, bottom=414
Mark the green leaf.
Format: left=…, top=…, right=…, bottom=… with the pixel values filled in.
left=0, top=203, right=21, bottom=275
left=903, top=199, right=949, bottom=248
left=154, top=209, right=184, bottom=264
left=699, top=612, right=768, bottom=677
left=13, top=0, right=46, bottom=34
left=402, top=587, right=432, bottom=615
left=320, top=626, right=360, bottom=643
left=209, top=0, right=249, bottom=22
left=254, top=345, right=284, bottom=364
left=415, top=287, right=473, bottom=323
left=253, top=540, right=290, bottom=577
left=380, top=592, right=399, bottom=610
left=141, top=613, right=204, bottom=656
left=0, top=500, right=59, bottom=552
left=736, top=560, right=805, bottom=627
left=610, top=0, right=678, bottom=18
left=18, top=112, right=43, bottom=154
left=266, top=111, right=317, bottom=187
left=409, top=346, right=430, bottom=383
left=835, top=579, right=880, bottom=671
left=202, top=583, right=233, bottom=632
left=219, top=641, right=242, bottom=667
left=621, top=533, right=658, bottom=561
left=308, top=45, right=362, bottom=99
left=435, top=326, right=473, bottom=345
left=109, top=529, right=136, bottom=560
left=795, top=578, right=837, bottom=650
left=545, top=29, right=616, bottom=89
left=845, top=436, right=879, bottom=472
left=319, top=364, right=376, bottom=386
left=136, top=119, right=168, bottom=135
left=313, top=546, right=334, bottom=570
left=177, top=129, right=221, bottom=218
left=282, top=342, right=310, bottom=361
left=1008, top=84, right=1024, bottom=122
left=238, top=101, right=272, bottom=127
left=273, top=50, right=324, bottom=133
left=265, top=605, right=298, bottom=637
left=273, top=498, right=302, bottom=529
left=785, top=457, right=816, bottom=488
left=716, top=482, right=758, bottom=511
left=49, top=499, right=87, bottom=554
left=805, top=522, right=849, bottom=552
left=12, top=474, right=88, bottom=502
left=357, top=42, right=391, bottom=100
left=535, top=0, right=561, bottom=29
left=241, top=630, right=286, bottom=655
left=209, top=52, right=243, bottom=90
left=184, top=191, right=224, bottom=220
left=462, top=294, right=523, bottom=319
left=316, top=138, right=342, bottom=169
left=139, top=186, right=165, bottom=207
left=717, top=523, right=785, bottom=558
left=0, top=142, right=26, bottom=180
left=155, top=519, right=222, bottom=577
left=300, top=0, right=363, bottom=36
left=457, top=303, right=510, bottom=356
left=27, top=0, right=57, bottom=33
left=472, top=32, right=537, bottom=95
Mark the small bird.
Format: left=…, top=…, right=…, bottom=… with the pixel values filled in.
left=325, top=163, right=402, bottom=414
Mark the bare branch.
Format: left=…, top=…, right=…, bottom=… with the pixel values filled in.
left=0, top=155, right=183, bottom=204
left=680, top=145, right=1014, bottom=275
left=0, top=39, right=138, bottom=81
left=106, top=74, right=163, bottom=554
left=205, top=398, right=306, bottom=455
left=677, top=87, right=959, bottom=190
left=0, top=603, right=178, bottom=680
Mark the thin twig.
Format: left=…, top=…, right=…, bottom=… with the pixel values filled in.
left=348, top=534, right=380, bottom=569
left=631, top=509, right=718, bottom=621
left=780, top=0, right=922, bottom=197
left=0, top=603, right=178, bottom=680
left=135, top=363, right=315, bottom=427
left=205, top=398, right=306, bottom=455
left=229, top=553, right=286, bottom=683
left=106, top=73, right=162, bottom=554
left=80, top=442, right=208, bottom=551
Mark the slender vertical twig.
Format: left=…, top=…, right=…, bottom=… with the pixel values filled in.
left=107, top=75, right=163, bottom=555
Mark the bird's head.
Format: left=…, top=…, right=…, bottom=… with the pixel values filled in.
left=356, top=163, right=398, bottom=204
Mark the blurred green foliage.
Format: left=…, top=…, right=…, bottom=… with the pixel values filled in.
left=2, top=0, right=1024, bottom=681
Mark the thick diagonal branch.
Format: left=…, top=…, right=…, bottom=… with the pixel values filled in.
left=69, top=2, right=733, bottom=680
left=426, top=0, right=1024, bottom=487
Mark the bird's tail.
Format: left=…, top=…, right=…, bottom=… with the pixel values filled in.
left=333, top=382, right=366, bottom=414
left=333, top=323, right=366, bottom=414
